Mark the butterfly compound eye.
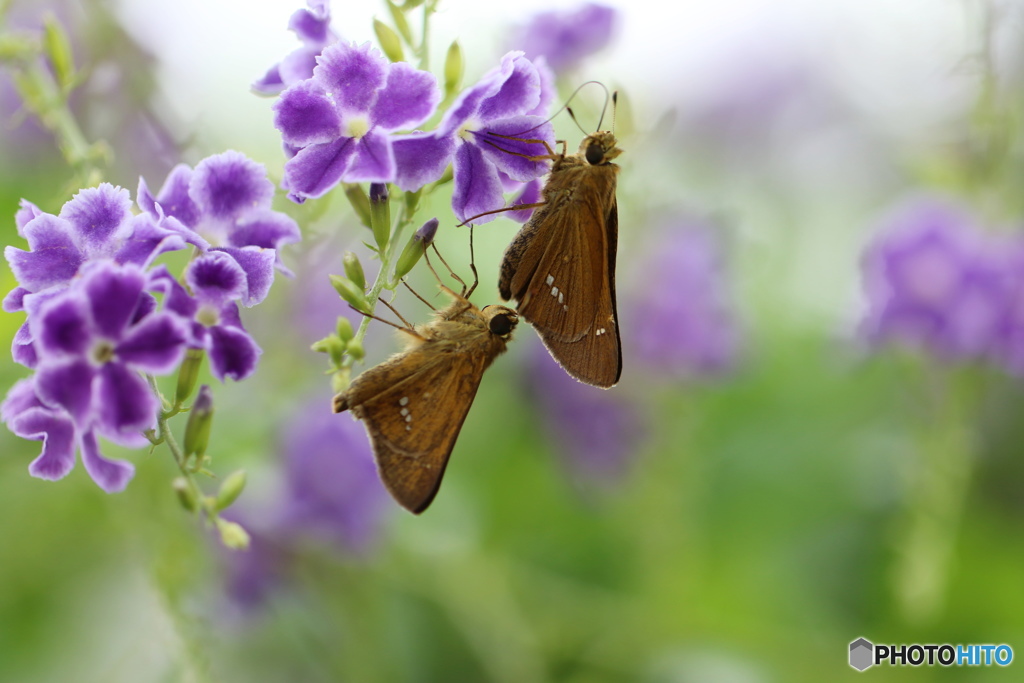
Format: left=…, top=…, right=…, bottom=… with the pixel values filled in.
left=585, top=143, right=605, bottom=165
left=488, top=312, right=516, bottom=336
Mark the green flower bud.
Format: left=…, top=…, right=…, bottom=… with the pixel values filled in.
left=444, top=41, right=464, bottom=99
left=393, top=218, right=439, bottom=281
left=346, top=337, right=365, bottom=361
left=343, top=251, right=366, bottom=290
left=330, top=275, right=371, bottom=314
left=174, top=348, right=204, bottom=405
left=183, top=385, right=214, bottom=459
left=386, top=0, right=414, bottom=45
left=374, top=19, right=404, bottom=62
left=172, top=477, right=198, bottom=512
left=335, top=316, right=355, bottom=342
left=343, top=183, right=372, bottom=229
left=216, top=518, right=251, bottom=550
left=331, top=366, right=352, bottom=394
left=43, top=15, right=75, bottom=91
left=215, top=470, right=247, bottom=511
left=369, top=183, right=391, bottom=252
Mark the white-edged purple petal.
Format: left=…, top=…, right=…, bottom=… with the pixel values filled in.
left=451, top=142, right=505, bottom=224
left=214, top=247, right=276, bottom=306
left=229, top=209, right=302, bottom=251
left=15, top=198, right=43, bottom=236
left=529, top=56, right=556, bottom=117
left=283, top=137, right=358, bottom=200
left=35, top=359, right=96, bottom=425
left=12, top=321, right=38, bottom=367
left=279, top=45, right=322, bottom=87
left=35, top=294, right=91, bottom=356
left=506, top=178, right=543, bottom=223
left=275, top=80, right=343, bottom=147
left=314, top=42, right=388, bottom=116
left=345, top=129, right=396, bottom=183
left=83, top=263, right=147, bottom=340
left=289, top=0, right=332, bottom=43
left=190, top=151, right=275, bottom=221
left=3, top=287, right=29, bottom=313
left=437, top=67, right=506, bottom=136
left=372, top=62, right=440, bottom=131
left=115, top=313, right=187, bottom=373
left=473, top=116, right=554, bottom=181
left=186, top=253, right=247, bottom=305
left=136, top=176, right=158, bottom=217
left=147, top=265, right=199, bottom=320
left=80, top=428, right=135, bottom=493
left=114, top=214, right=188, bottom=268
left=477, top=53, right=541, bottom=121
left=6, top=214, right=85, bottom=292
left=252, top=64, right=285, bottom=96
left=1, top=378, right=40, bottom=422
left=95, top=362, right=158, bottom=435
left=153, top=164, right=201, bottom=227
left=11, top=407, right=77, bottom=482
left=393, top=132, right=456, bottom=192
left=58, top=184, right=133, bottom=252
left=208, top=324, right=262, bottom=381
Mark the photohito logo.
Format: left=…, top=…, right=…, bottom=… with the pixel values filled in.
left=849, top=637, right=1013, bottom=671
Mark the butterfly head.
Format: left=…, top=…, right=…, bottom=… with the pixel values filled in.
left=481, top=305, right=519, bottom=339
left=580, top=131, right=621, bottom=166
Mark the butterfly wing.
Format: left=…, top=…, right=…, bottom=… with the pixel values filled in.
left=500, top=163, right=622, bottom=387
left=334, top=341, right=490, bottom=513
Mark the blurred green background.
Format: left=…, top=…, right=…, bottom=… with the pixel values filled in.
left=2, top=0, right=1024, bottom=681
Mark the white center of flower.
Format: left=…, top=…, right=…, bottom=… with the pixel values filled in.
left=90, top=339, right=116, bottom=365
left=456, top=118, right=481, bottom=142
left=346, top=115, right=370, bottom=139
left=197, top=305, right=220, bottom=327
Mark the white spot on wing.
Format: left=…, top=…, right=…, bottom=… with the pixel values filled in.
left=558, top=292, right=564, bottom=304
left=545, top=274, right=554, bottom=286
left=400, top=407, right=409, bottom=417
left=551, top=286, right=559, bottom=297
left=399, top=396, right=409, bottom=406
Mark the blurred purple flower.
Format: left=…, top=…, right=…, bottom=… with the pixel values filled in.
left=392, top=51, right=554, bottom=223
left=253, top=0, right=338, bottom=96
left=149, top=253, right=263, bottom=382
left=860, top=196, right=1011, bottom=360
left=510, top=3, right=618, bottom=74
left=280, top=400, right=390, bottom=552
left=138, top=151, right=301, bottom=304
left=991, top=242, right=1024, bottom=375
left=527, top=343, right=644, bottom=486
left=628, top=219, right=740, bottom=378
left=275, top=41, right=441, bottom=199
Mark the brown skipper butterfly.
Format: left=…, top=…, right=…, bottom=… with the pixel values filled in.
left=332, top=248, right=518, bottom=514
left=496, top=123, right=623, bottom=388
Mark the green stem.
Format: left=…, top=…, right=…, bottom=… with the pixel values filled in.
left=148, top=374, right=205, bottom=513
left=418, top=0, right=434, bottom=71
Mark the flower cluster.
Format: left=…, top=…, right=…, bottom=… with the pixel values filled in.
left=3, top=152, right=300, bottom=492
left=264, top=13, right=556, bottom=222
left=860, top=195, right=1024, bottom=372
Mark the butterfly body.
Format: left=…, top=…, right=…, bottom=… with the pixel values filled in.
left=333, top=286, right=517, bottom=513
left=498, top=130, right=622, bottom=388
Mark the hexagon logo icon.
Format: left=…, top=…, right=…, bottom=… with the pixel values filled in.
left=850, top=638, right=874, bottom=671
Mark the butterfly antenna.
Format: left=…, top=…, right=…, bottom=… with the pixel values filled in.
left=378, top=295, right=415, bottom=328
left=489, top=81, right=610, bottom=138
left=565, top=106, right=588, bottom=137
left=426, top=243, right=468, bottom=296
left=466, top=224, right=479, bottom=299
left=595, top=86, right=614, bottom=132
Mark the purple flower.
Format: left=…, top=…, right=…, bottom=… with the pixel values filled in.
left=991, top=242, right=1024, bottom=375
left=510, top=3, right=618, bottom=74
left=3, top=261, right=189, bottom=492
left=253, top=0, right=338, bottom=96
left=860, top=196, right=1011, bottom=360
left=138, top=151, right=301, bottom=305
left=279, top=398, right=390, bottom=552
left=149, top=253, right=263, bottom=382
left=628, top=219, right=740, bottom=378
left=392, top=51, right=555, bottom=223
left=527, top=343, right=644, bottom=487
left=5, top=183, right=186, bottom=311
left=275, top=41, right=441, bottom=200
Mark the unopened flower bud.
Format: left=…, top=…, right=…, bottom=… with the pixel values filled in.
left=343, top=251, right=366, bottom=290
left=345, top=337, right=365, bottom=361
left=369, top=183, right=391, bottom=251
left=374, top=19, right=404, bottom=62
left=183, top=385, right=214, bottom=459
left=343, top=183, right=372, bottom=229
left=330, top=275, right=371, bottom=314
left=335, top=316, right=355, bottom=342
left=444, top=40, right=464, bottom=99
left=215, top=470, right=247, bottom=511
left=172, top=477, right=198, bottom=512
left=175, top=348, right=204, bottom=405
left=216, top=518, right=251, bottom=550
left=394, top=218, right=439, bottom=281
